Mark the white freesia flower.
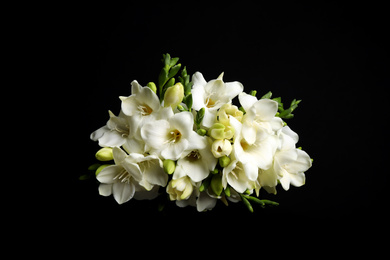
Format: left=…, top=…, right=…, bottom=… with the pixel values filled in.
left=96, top=147, right=142, bottom=204
left=140, top=108, right=204, bottom=160
left=126, top=153, right=168, bottom=191
left=239, top=93, right=283, bottom=144
left=191, top=72, right=243, bottom=127
left=174, top=137, right=217, bottom=182
left=230, top=116, right=278, bottom=181
left=120, top=80, right=161, bottom=139
left=222, top=160, right=252, bottom=193
left=273, top=126, right=312, bottom=191
left=90, top=110, right=132, bottom=147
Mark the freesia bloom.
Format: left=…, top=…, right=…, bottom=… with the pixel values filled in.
left=191, top=72, right=243, bottom=127
left=90, top=110, right=132, bottom=147
left=96, top=147, right=142, bottom=204
left=230, top=117, right=278, bottom=181
left=239, top=93, right=284, bottom=143
left=174, top=136, right=217, bottom=182
left=120, top=80, right=161, bottom=139
left=141, top=108, right=204, bottom=160
left=262, top=126, right=312, bottom=191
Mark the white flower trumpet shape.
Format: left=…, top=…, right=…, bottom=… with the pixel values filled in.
left=140, top=108, right=204, bottom=160
left=191, top=72, right=243, bottom=127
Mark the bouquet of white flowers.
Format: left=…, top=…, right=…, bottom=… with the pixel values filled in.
left=86, top=54, right=312, bottom=212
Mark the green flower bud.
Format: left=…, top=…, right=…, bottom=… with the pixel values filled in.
left=197, top=129, right=207, bottom=136
left=208, top=123, right=226, bottom=139
left=219, top=155, right=231, bottom=168
left=95, top=147, right=113, bottom=161
left=147, top=82, right=157, bottom=93
left=163, top=159, right=176, bottom=175
left=210, top=175, right=223, bottom=196
left=164, top=82, right=184, bottom=109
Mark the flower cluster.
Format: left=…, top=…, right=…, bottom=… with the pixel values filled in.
left=88, top=54, right=312, bottom=212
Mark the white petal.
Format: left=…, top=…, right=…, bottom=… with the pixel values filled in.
left=141, top=120, right=170, bottom=150
left=225, top=81, right=244, bottom=100
left=242, top=122, right=257, bottom=145
left=113, top=147, right=127, bottom=165
left=197, top=192, right=217, bottom=212
left=90, top=126, right=108, bottom=141
left=161, top=139, right=189, bottom=160
left=98, top=131, right=126, bottom=148
left=285, top=149, right=312, bottom=173
left=192, top=72, right=207, bottom=88
left=169, top=112, right=194, bottom=138
left=253, top=99, right=278, bottom=122
left=191, top=84, right=206, bottom=111
left=96, top=165, right=123, bottom=184
left=113, top=182, right=135, bottom=204
left=130, top=80, right=142, bottom=95
left=98, top=183, right=112, bottom=196
left=178, top=157, right=209, bottom=182
left=202, top=108, right=217, bottom=128
left=143, top=158, right=168, bottom=187
left=243, top=162, right=259, bottom=181
left=239, top=92, right=258, bottom=112
left=290, top=172, right=306, bottom=187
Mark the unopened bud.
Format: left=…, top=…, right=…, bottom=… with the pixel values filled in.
left=95, top=147, right=113, bottom=161
left=210, top=174, right=223, bottom=196
left=197, top=129, right=207, bottom=136
left=163, top=159, right=176, bottom=175
left=219, top=155, right=231, bottom=168
left=164, top=82, right=184, bottom=109
left=147, top=82, right=157, bottom=93
left=208, top=123, right=226, bottom=139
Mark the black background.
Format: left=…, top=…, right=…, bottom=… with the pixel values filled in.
left=70, top=2, right=388, bottom=246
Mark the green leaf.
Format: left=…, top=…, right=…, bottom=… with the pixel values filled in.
left=261, top=91, right=272, bottom=99
left=168, top=63, right=181, bottom=78
left=170, top=57, right=179, bottom=67
left=195, top=107, right=205, bottom=128
left=240, top=194, right=253, bottom=213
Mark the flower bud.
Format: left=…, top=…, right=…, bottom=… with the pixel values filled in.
left=164, top=82, right=184, bottom=109
left=197, top=129, right=207, bottom=136
left=147, top=82, right=157, bottom=93
left=95, top=147, right=113, bottom=161
left=163, top=159, right=176, bottom=175
left=211, top=139, right=232, bottom=158
left=210, top=174, right=223, bottom=196
left=208, top=123, right=226, bottom=139
left=166, top=176, right=193, bottom=201
left=219, top=155, right=231, bottom=168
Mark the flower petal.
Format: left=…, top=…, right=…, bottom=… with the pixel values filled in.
left=96, top=165, right=123, bottom=184
left=113, top=182, right=135, bottom=204
left=90, top=126, right=108, bottom=141
left=285, top=149, right=312, bottom=173
left=225, top=81, right=244, bottom=100
left=239, top=92, right=258, bottom=112
left=253, top=99, right=278, bottom=122
left=141, top=120, right=170, bottom=150
left=98, top=183, right=112, bottom=196
left=197, top=192, right=217, bottom=212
